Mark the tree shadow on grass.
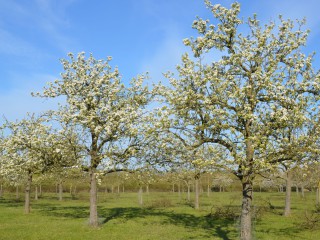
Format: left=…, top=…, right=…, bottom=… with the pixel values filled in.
left=34, top=204, right=235, bottom=239
left=255, top=225, right=303, bottom=240
left=36, top=204, right=89, bottom=218
left=99, top=207, right=236, bottom=239
left=0, top=198, right=24, bottom=208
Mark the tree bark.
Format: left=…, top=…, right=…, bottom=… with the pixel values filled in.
left=138, top=186, right=143, bottom=206
left=58, top=178, right=63, bottom=201
left=0, top=184, right=3, bottom=198
left=34, top=185, right=38, bottom=201
left=25, top=171, right=32, bottom=214
left=317, top=181, right=320, bottom=205
left=207, top=176, right=211, bottom=197
left=301, top=186, right=305, bottom=198
left=187, top=184, right=191, bottom=201
left=89, top=169, right=98, bottom=227
left=16, top=185, right=19, bottom=201
left=284, top=170, right=292, bottom=216
left=240, top=180, right=253, bottom=240
left=240, top=134, right=254, bottom=240
left=194, top=176, right=200, bottom=210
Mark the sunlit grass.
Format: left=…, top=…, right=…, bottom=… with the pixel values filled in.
left=0, top=191, right=319, bottom=239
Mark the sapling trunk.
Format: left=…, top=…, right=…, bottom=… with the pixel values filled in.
left=34, top=185, right=38, bottom=201
left=138, top=186, right=143, bottom=206
left=194, top=177, right=199, bottom=210
left=58, top=179, right=63, bottom=201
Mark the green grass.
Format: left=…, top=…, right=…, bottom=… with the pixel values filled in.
left=0, top=191, right=319, bottom=239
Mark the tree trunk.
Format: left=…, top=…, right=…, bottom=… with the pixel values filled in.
left=240, top=180, right=253, bottom=240
left=146, top=184, right=149, bottom=195
left=122, top=184, right=125, bottom=193
left=34, top=185, right=38, bottom=201
left=89, top=169, right=98, bottom=227
left=73, top=186, right=77, bottom=196
left=301, top=186, right=305, bottom=198
left=317, top=181, right=320, bottom=205
left=16, top=185, right=20, bottom=201
left=194, top=176, right=200, bottom=210
left=138, top=186, right=143, bottom=206
left=117, top=184, right=120, bottom=194
left=58, top=179, right=63, bottom=201
left=25, top=171, right=32, bottom=214
left=39, top=184, right=42, bottom=197
left=284, top=170, right=292, bottom=216
left=207, top=175, right=210, bottom=197
left=187, top=184, right=191, bottom=201
left=0, top=184, right=3, bottom=198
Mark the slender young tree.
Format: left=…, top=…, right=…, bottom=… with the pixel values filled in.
left=1, top=115, right=53, bottom=213
left=158, top=2, right=320, bottom=239
left=35, top=53, right=150, bottom=227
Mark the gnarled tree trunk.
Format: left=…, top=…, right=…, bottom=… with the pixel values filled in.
left=240, top=180, right=253, bottom=240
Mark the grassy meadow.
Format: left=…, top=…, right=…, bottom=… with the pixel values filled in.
left=0, top=190, right=319, bottom=239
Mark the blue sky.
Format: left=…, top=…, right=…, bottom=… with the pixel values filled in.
left=1, top=0, right=320, bottom=123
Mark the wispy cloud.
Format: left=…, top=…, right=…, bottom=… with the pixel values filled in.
left=0, top=0, right=77, bottom=123
left=0, top=0, right=77, bottom=56
left=0, top=73, right=60, bottom=123
left=0, top=28, right=36, bottom=56
left=33, top=0, right=77, bottom=52
left=140, top=31, right=186, bottom=84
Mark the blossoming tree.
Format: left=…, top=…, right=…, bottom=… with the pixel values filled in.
left=159, top=1, right=320, bottom=239
left=1, top=115, right=65, bottom=213
left=35, top=52, right=150, bottom=226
